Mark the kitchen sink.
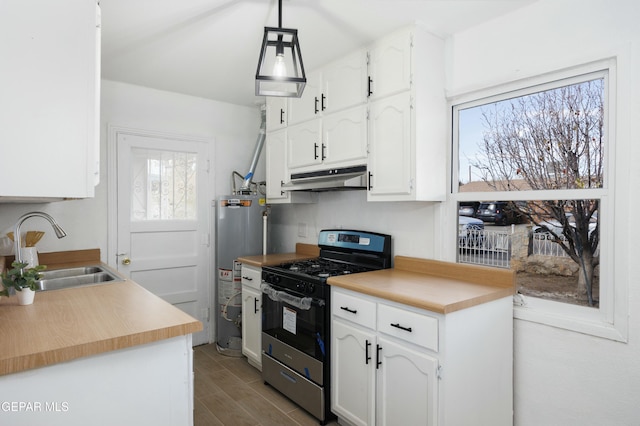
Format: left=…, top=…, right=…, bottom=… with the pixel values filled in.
left=35, top=265, right=125, bottom=292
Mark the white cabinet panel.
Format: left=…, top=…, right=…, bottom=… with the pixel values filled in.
left=265, top=129, right=315, bottom=204
left=288, top=70, right=322, bottom=125
left=265, top=129, right=288, bottom=201
left=368, top=30, right=412, bottom=100
left=368, top=92, right=412, bottom=198
left=332, top=318, right=376, bottom=426
left=322, top=106, right=368, bottom=167
left=323, top=49, right=368, bottom=114
left=266, top=96, right=287, bottom=130
left=242, top=284, right=262, bottom=369
left=377, top=336, right=438, bottom=426
left=287, top=119, right=323, bottom=169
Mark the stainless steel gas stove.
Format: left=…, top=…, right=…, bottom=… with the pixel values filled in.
left=261, top=229, right=392, bottom=424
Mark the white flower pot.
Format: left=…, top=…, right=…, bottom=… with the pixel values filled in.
left=16, top=288, right=35, bottom=305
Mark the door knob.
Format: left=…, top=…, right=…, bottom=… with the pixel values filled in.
left=122, top=258, right=131, bottom=265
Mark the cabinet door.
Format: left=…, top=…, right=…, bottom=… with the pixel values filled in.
left=287, top=120, right=323, bottom=170
left=0, top=0, right=99, bottom=199
left=266, top=97, right=287, bottom=130
left=322, top=106, right=368, bottom=167
left=376, top=336, right=438, bottom=426
left=323, top=49, right=368, bottom=114
left=368, top=29, right=412, bottom=100
left=241, top=285, right=262, bottom=369
left=265, top=130, right=287, bottom=201
left=367, top=92, right=412, bottom=200
left=332, top=319, right=376, bottom=426
left=288, top=70, right=322, bottom=125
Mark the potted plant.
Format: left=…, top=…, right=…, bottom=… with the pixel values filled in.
left=1, top=261, right=46, bottom=305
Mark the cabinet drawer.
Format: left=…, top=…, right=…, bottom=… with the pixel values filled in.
left=241, top=265, right=262, bottom=291
left=377, top=304, right=438, bottom=352
left=332, top=289, right=376, bottom=330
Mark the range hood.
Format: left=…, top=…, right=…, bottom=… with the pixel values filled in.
left=282, top=165, right=367, bottom=191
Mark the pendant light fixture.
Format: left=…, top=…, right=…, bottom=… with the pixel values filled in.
left=255, top=0, right=306, bottom=97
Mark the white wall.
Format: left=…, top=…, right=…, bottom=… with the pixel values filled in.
left=0, top=80, right=261, bottom=265
left=449, top=1, right=640, bottom=424
left=272, top=1, right=640, bottom=424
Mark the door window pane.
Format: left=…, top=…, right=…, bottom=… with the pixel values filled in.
left=131, top=148, right=197, bottom=220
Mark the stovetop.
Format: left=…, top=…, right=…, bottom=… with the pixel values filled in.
left=261, top=229, right=392, bottom=298
left=278, top=258, right=375, bottom=278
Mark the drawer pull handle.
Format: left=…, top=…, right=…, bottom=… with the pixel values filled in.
left=242, top=276, right=253, bottom=281
left=390, top=323, right=412, bottom=333
left=340, top=306, right=357, bottom=314
left=280, top=371, right=297, bottom=383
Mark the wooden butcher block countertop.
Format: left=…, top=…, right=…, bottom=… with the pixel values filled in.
left=0, top=249, right=202, bottom=376
left=238, top=243, right=320, bottom=267
left=328, top=256, right=515, bottom=314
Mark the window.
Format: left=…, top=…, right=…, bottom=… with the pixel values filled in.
left=131, top=148, right=198, bottom=221
left=451, top=60, right=624, bottom=341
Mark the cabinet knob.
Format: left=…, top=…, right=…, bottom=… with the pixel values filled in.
left=121, top=257, right=131, bottom=265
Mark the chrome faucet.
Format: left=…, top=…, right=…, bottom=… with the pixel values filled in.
left=14, top=212, right=67, bottom=269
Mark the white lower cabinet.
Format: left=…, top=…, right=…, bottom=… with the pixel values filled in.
left=241, top=264, right=262, bottom=370
left=331, top=286, right=513, bottom=426
left=376, top=336, right=438, bottom=426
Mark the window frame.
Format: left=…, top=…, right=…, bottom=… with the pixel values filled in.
left=448, top=58, right=626, bottom=342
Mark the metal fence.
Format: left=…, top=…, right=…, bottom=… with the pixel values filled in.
left=458, top=228, right=511, bottom=268
left=531, top=232, right=570, bottom=257
left=458, top=227, right=592, bottom=268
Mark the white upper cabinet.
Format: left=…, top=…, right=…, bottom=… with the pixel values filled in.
left=322, top=106, right=368, bottom=167
left=367, top=25, right=447, bottom=202
left=287, top=120, right=323, bottom=170
left=287, top=50, right=368, bottom=127
left=265, top=129, right=315, bottom=204
left=287, top=106, right=368, bottom=172
left=265, top=129, right=289, bottom=201
left=322, top=49, right=368, bottom=114
left=368, top=92, right=413, bottom=198
left=368, top=30, right=412, bottom=101
left=0, top=0, right=100, bottom=200
left=288, top=70, right=322, bottom=125
left=266, top=96, right=288, bottom=130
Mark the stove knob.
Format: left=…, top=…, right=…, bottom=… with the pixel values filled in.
left=307, top=283, right=315, bottom=294
left=296, top=281, right=307, bottom=293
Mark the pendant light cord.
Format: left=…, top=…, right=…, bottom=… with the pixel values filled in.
left=278, top=0, right=282, bottom=28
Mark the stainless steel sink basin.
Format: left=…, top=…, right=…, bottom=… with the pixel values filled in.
left=35, top=265, right=125, bottom=292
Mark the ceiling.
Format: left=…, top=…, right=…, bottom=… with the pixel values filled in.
left=100, top=0, right=535, bottom=107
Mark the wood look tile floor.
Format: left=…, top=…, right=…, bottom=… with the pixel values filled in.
left=193, top=344, right=340, bottom=426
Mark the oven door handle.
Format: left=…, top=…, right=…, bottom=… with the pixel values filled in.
left=261, top=283, right=324, bottom=310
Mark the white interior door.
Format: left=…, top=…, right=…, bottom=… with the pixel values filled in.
left=112, top=129, right=210, bottom=345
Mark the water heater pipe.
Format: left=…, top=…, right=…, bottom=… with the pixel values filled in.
left=240, top=106, right=267, bottom=192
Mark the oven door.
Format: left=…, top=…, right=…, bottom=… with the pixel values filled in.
left=261, top=282, right=327, bottom=363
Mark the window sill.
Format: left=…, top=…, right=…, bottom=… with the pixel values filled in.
left=513, top=295, right=627, bottom=342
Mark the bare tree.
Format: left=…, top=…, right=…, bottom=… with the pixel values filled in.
left=471, top=79, right=603, bottom=306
